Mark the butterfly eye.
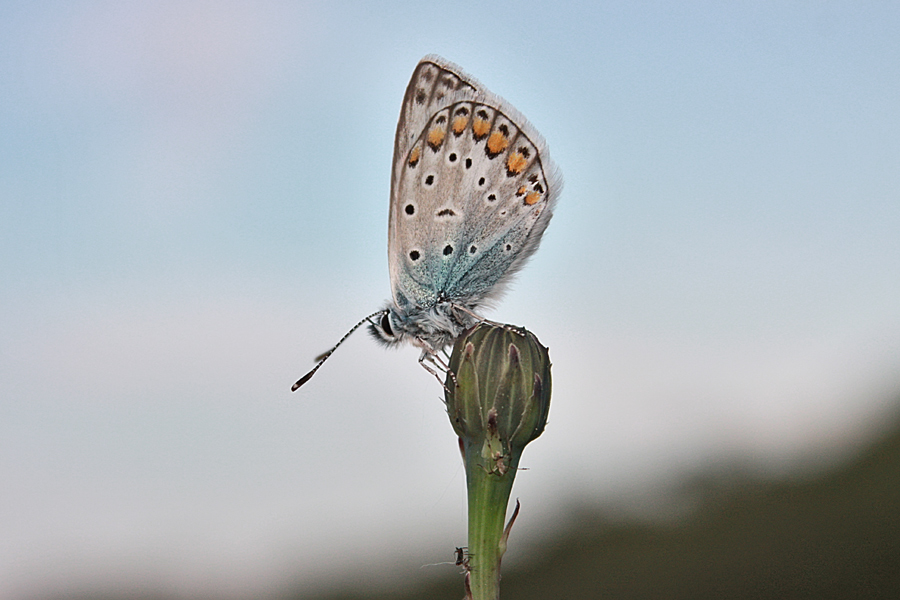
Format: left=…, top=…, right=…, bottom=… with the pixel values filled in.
left=380, top=312, right=395, bottom=337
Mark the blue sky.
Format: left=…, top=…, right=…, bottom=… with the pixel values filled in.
left=2, top=1, right=899, bottom=597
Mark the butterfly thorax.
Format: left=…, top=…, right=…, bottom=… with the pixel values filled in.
left=369, top=299, right=478, bottom=352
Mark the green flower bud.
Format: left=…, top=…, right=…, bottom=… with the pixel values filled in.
left=445, top=323, right=552, bottom=467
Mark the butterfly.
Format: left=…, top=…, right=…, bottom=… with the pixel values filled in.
left=292, top=55, right=561, bottom=391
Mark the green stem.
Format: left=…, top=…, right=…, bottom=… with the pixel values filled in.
left=463, top=438, right=522, bottom=600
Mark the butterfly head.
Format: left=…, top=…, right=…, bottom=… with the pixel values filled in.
left=368, top=308, right=407, bottom=347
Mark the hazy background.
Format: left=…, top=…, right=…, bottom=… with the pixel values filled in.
left=2, top=1, right=899, bottom=598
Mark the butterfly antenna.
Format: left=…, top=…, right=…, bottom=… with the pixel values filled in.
left=291, top=310, right=388, bottom=391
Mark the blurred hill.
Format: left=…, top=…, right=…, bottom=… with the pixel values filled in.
left=38, top=401, right=900, bottom=600
left=306, top=402, right=900, bottom=600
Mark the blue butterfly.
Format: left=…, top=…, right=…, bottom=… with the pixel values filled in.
left=293, top=55, right=561, bottom=391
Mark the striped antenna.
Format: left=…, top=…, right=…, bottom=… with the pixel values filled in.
left=291, top=310, right=388, bottom=391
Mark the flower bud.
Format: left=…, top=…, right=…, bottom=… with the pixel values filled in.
left=445, top=323, right=552, bottom=474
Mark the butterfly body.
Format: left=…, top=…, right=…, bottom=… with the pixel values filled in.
left=292, top=55, right=560, bottom=391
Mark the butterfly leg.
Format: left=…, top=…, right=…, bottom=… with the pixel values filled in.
left=450, top=304, right=526, bottom=337
left=418, top=350, right=455, bottom=392
left=428, top=347, right=461, bottom=388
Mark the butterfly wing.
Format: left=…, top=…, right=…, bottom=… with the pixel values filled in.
left=388, top=55, right=562, bottom=314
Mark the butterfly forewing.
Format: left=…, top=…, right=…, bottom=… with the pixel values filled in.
left=391, top=60, right=478, bottom=186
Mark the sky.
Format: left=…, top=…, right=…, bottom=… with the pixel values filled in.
left=2, top=1, right=900, bottom=598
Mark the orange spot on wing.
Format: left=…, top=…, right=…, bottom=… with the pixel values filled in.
left=487, top=131, right=509, bottom=155
left=507, top=152, right=527, bottom=174
left=408, top=146, right=421, bottom=166
left=472, top=118, right=490, bottom=138
left=524, top=191, right=541, bottom=205
left=516, top=185, right=527, bottom=196
left=452, top=116, right=468, bottom=135
left=427, top=127, right=446, bottom=150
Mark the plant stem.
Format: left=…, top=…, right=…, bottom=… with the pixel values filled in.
left=463, top=438, right=521, bottom=600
